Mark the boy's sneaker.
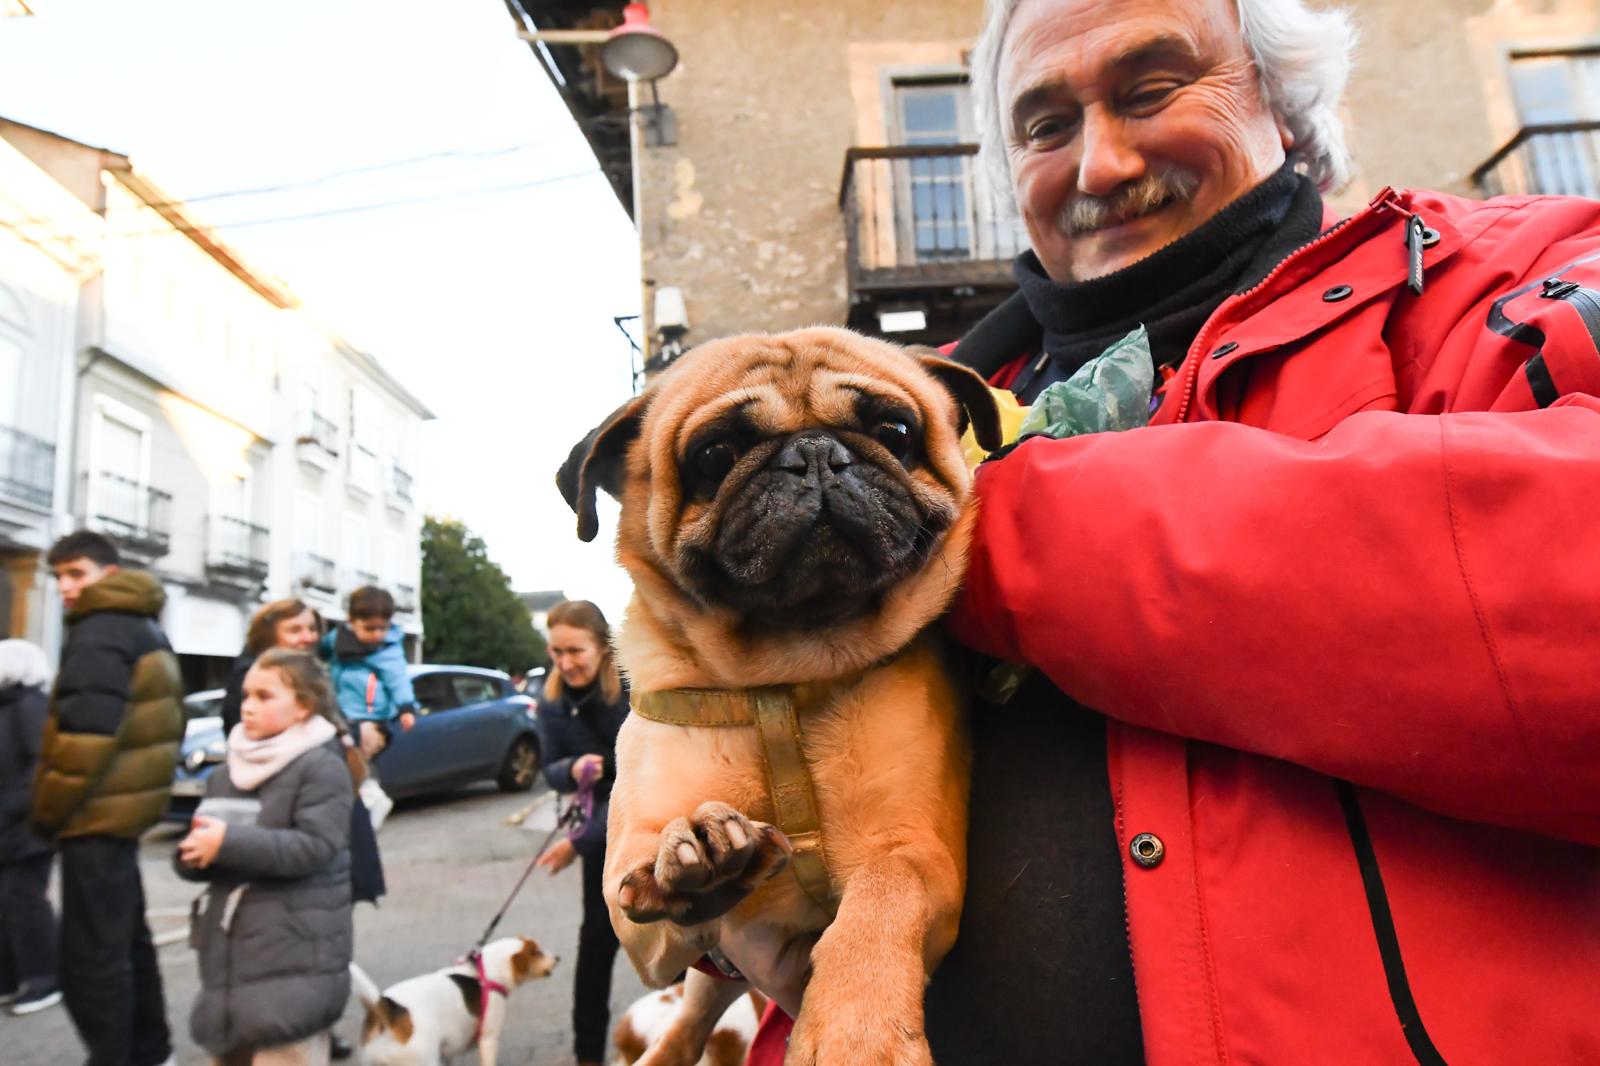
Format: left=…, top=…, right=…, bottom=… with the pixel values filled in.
left=0, top=986, right=19, bottom=1007
left=10, top=982, right=62, bottom=1015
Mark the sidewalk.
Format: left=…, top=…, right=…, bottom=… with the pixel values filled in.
left=6, top=783, right=646, bottom=1065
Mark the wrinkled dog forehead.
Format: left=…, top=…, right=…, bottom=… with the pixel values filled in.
left=647, top=329, right=950, bottom=455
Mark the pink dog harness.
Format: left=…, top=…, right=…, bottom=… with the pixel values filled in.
left=462, top=950, right=509, bottom=1047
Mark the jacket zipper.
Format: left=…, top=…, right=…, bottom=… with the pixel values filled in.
left=1171, top=190, right=1407, bottom=425
left=1555, top=284, right=1600, bottom=351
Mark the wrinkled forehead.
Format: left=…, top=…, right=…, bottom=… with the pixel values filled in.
left=999, top=0, right=1239, bottom=105
left=650, top=333, right=935, bottom=455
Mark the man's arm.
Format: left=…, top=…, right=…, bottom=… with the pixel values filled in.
left=31, top=618, right=139, bottom=834
left=952, top=397, right=1600, bottom=845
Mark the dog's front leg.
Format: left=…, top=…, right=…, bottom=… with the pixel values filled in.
left=637, top=968, right=752, bottom=1066
left=785, top=844, right=962, bottom=1066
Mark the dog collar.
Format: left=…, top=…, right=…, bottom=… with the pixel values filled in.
left=631, top=666, right=881, bottom=918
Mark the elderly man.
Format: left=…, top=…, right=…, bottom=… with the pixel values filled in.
left=729, top=0, right=1600, bottom=1063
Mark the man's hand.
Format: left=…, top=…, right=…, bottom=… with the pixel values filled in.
left=537, top=837, right=577, bottom=874
left=179, top=816, right=227, bottom=869
left=573, top=753, right=604, bottom=786
left=398, top=712, right=416, bottom=732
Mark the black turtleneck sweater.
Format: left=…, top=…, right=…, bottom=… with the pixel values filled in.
left=927, top=167, right=1326, bottom=1065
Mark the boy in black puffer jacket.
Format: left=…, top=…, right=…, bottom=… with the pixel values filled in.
left=31, top=531, right=182, bottom=1066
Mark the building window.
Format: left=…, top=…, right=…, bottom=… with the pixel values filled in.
left=87, top=396, right=169, bottom=553
left=1507, top=48, right=1600, bottom=197
left=893, top=78, right=975, bottom=261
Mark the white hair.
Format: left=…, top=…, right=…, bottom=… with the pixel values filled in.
left=0, top=639, right=51, bottom=690
left=971, top=0, right=1358, bottom=212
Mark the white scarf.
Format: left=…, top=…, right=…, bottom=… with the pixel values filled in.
left=227, top=716, right=336, bottom=792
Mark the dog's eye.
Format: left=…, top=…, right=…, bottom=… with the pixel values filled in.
left=694, top=441, right=737, bottom=485
left=872, top=420, right=912, bottom=458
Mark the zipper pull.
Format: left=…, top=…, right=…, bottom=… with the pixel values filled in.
left=1403, top=214, right=1426, bottom=296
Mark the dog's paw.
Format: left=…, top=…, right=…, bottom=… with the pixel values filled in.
left=617, top=802, right=791, bottom=926
left=785, top=1012, right=933, bottom=1066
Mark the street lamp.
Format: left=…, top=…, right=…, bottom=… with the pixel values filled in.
left=600, top=3, right=678, bottom=83
left=515, top=4, right=680, bottom=379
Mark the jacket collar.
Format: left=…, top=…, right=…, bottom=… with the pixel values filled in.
left=68, top=569, right=165, bottom=622
left=1153, top=187, right=1468, bottom=427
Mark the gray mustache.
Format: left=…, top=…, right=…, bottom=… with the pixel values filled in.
left=1064, top=169, right=1201, bottom=236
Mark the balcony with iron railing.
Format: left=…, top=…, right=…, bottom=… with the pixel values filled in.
left=840, top=144, right=1028, bottom=339
left=1472, top=121, right=1600, bottom=200
left=387, top=464, right=414, bottom=511
left=351, top=569, right=379, bottom=592
left=295, top=410, right=341, bottom=471
left=296, top=552, right=338, bottom=593
left=87, top=471, right=173, bottom=558
left=205, top=515, right=269, bottom=583
left=0, top=424, right=54, bottom=509
left=395, top=583, right=418, bottom=614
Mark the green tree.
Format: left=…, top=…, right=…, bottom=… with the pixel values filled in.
left=420, top=516, right=547, bottom=673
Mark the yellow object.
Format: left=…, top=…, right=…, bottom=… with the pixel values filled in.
left=962, top=387, right=1029, bottom=469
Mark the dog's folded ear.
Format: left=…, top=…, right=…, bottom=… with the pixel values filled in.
left=909, top=348, right=1004, bottom=452
left=557, top=395, right=649, bottom=543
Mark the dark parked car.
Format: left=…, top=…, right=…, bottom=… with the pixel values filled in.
left=167, top=666, right=540, bottom=820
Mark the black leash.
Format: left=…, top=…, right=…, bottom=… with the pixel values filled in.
left=472, top=792, right=587, bottom=952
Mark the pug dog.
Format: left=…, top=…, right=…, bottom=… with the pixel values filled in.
left=557, top=326, right=1000, bottom=1065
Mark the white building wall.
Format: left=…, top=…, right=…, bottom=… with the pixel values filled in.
left=0, top=136, right=99, bottom=659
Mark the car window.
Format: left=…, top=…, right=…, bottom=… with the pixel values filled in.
left=411, top=674, right=460, bottom=714
left=451, top=675, right=503, bottom=707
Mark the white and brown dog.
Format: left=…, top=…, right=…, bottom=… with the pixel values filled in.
left=612, top=982, right=766, bottom=1066
left=350, top=936, right=558, bottom=1066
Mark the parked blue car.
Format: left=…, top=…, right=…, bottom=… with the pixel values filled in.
left=167, top=665, right=541, bottom=821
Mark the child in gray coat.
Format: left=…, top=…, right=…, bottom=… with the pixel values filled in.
left=176, top=648, right=353, bottom=1066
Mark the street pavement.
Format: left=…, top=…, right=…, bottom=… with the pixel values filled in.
left=8, top=783, right=649, bottom=1065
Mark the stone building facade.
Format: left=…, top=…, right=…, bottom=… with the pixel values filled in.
left=517, top=0, right=1600, bottom=367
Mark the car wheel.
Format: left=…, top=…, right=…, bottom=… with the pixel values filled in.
left=497, top=736, right=539, bottom=792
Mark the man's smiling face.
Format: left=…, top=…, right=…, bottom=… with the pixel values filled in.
left=998, top=0, right=1292, bottom=281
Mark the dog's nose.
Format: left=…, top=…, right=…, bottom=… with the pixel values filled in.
left=775, top=434, right=852, bottom=475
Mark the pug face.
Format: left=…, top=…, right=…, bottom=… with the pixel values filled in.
left=560, top=327, right=1000, bottom=636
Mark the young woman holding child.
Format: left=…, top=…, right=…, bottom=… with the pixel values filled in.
left=177, top=648, right=354, bottom=1066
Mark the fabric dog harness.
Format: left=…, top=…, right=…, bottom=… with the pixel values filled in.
left=630, top=667, right=882, bottom=918
left=461, top=949, right=510, bottom=1047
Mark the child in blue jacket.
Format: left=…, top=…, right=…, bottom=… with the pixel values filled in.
left=320, top=586, right=417, bottom=760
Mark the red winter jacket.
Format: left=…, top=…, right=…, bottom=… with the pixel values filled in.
left=948, top=186, right=1600, bottom=1064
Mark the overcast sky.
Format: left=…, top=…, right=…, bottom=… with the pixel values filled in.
left=0, top=0, right=639, bottom=620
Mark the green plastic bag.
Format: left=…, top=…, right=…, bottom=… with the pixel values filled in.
left=1016, top=325, right=1154, bottom=440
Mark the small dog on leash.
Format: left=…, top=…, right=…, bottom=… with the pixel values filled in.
left=612, top=983, right=766, bottom=1066
left=349, top=936, right=558, bottom=1066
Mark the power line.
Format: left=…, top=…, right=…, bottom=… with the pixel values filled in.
left=0, top=167, right=604, bottom=238
left=174, top=143, right=543, bottom=206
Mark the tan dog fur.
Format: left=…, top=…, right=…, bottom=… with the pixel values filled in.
left=560, top=328, right=999, bottom=1065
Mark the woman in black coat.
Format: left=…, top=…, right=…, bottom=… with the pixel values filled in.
left=0, top=639, right=60, bottom=1014
left=533, top=600, right=630, bottom=1066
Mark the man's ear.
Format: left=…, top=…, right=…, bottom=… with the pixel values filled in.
left=910, top=348, right=1004, bottom=452
left=556, top=395, right=648, bottom=543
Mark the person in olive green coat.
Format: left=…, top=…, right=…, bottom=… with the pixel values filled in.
left=31, top=531, right=183, bottom=1066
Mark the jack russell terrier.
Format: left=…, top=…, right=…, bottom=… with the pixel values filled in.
left=350, top=936, right=557, bottom=1066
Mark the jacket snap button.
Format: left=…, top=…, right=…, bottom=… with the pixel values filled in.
left=1210, top=341, right=1238, bottom=359
left=1130, top=833, right=1165, bottom=868
left=1421, top=227, right=1441, bottom=248
left=1322, top=285, right=1353, bottom=302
